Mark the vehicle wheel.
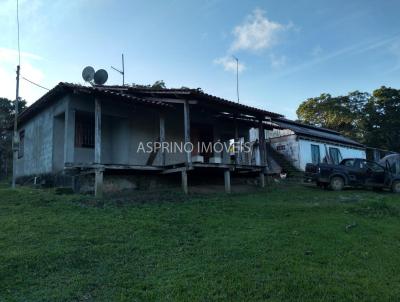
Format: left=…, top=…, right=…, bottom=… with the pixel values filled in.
left=392, top=181, right=400, bottom=193
left=330, top=176, right=344, bottom=191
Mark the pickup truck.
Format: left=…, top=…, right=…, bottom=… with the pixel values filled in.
left=305, top=155, right=400, bottom=192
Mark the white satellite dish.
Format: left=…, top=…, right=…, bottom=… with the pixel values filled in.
left=94, top=69, right=108, bottom=85
left=82, top=66, right=95, bottom=82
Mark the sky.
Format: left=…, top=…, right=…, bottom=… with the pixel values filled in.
left=0, top=0, right=400, bottom=119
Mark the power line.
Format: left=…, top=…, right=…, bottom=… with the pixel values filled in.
left=22, top=76, right=50, bottom=91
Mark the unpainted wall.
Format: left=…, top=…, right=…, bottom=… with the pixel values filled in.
left=16, top=96, right=67, bottom=178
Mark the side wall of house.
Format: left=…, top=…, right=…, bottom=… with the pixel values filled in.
left=15, top=97, right=67, bottom=178
left=298, top=139, right=366, bottom=170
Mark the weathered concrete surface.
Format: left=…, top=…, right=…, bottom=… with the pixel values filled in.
left=16, top=96, right=67, bottom=178
left=17, top=92, right=254, bottom=179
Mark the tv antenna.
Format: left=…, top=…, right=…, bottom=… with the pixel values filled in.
left=111, top=53, right=125, bottom=85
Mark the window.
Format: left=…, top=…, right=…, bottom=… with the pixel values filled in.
left=365, top=161, right=385, bottom=172
left=277, top=145, right=286, bottom=151
left=311, top=144, right=320, bottom=164
left=18, top=130, right=25, bottom=158
left=329, top=147, right=342, bottom=165
left=342, top=159, right=355, bottom=167
left=75, top=112, right=95, bottom=148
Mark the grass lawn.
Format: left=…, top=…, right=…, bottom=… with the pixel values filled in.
left=1, top=183, right=400, bottom=301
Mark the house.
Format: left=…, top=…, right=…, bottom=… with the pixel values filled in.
left=265, top=117, right=366, bottom=172
left=15, top=82, right=284, bottom=195
left=366, top=147, right=397, bottom=162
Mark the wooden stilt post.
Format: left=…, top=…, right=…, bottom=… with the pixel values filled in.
left=234, top=118, right=239, bottom=164
left=181, top=169, right=188, bottom=194
left=259, top=172, right=265, bottom=188
left=94, top=98, right=101, bottom=164
left=183, top=100, right=191, bottom=165
left=182, top=100, right=191, bottom=194
left=224, top=169, right=231, bottom=194
left=95, top=169, right=104, bottom=198
left=94, top=97, right=103, bottom=197
left=159, top=112, right=166, bottom=166
left=258, top=121, right=265, bottom=166
left=258, top=121, right=267, bottom=188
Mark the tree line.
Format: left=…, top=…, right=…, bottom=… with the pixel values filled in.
left=296, top=86, right=400, bottom=153
left=0, top=98, right=26, bottom=179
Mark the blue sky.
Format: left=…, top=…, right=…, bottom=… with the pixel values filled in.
left=1, top=0, right=400, bottom=118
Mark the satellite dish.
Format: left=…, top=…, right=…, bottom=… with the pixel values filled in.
left=94, top=69, right=108, bottom=85
left=82, top=66, right=95, bottom=82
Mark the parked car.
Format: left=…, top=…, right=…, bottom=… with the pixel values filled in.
left=305, top=155, right=400, bottom=193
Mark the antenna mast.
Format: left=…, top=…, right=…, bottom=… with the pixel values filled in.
left=233, top=56, right=239, bottom=103
left=111, top=53, right=125, bottom=85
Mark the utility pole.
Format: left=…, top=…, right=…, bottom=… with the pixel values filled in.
left=233, top=56, right=239, bottom=103
left=12, top=65, right=20, bottom=189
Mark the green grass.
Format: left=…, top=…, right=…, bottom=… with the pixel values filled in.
left=1, top=183, right=400, bottom=301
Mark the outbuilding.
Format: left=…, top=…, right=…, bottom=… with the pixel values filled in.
left=266, top=118, right=366, bottom=172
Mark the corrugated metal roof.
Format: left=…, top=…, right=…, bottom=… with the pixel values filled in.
left=272, top=117, right=365, bottom=148
left=18, top=83, right=283, bottom=124
left=63, top=83, right=172, bottom=107
left=18, top=83, right=172, bottom=124
left=124, top=87, right=283, bottom=118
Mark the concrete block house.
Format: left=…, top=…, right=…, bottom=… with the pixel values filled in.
left=15, top=83, right=284, bottom=195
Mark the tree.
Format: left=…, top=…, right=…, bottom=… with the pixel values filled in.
left=296, top=91, right=368, bottom=140
left=362, top=86, right=400, bottom=152
left=0, top=97, right=26, bottom=179
left=131, top=80, right=167, bottom=89
left=296, top=87, right=400, bottom=153
left=151, top=80, right=166, bottom=89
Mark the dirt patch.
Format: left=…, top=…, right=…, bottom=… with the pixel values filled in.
left=189, top=184, right=261, bottom=194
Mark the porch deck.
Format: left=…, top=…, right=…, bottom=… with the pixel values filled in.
left=65, top=161, right=266, bottom=173
left=65, top=161, right=268, bottom=194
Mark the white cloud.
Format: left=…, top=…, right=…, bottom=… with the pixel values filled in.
left=270, top=54, right=286, bottom=68
left=270, top=34, right=400, bottom=79
left=231, top=8, right=285, bottom=51
left=0, top=47, right=43, bottom=62
left=0, top=47, right=45, bottom=104
left=214, top=56, right=246, bottom=73
left=214, top=9, right=291, bottom=74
